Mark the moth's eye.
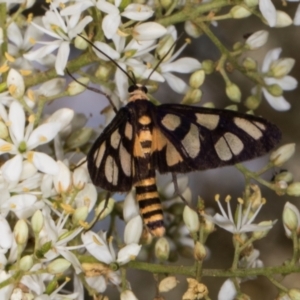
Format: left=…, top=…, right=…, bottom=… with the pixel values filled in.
left=128, top=85, right=137, bottom=93
left=141, top=86, right=148, bottom=94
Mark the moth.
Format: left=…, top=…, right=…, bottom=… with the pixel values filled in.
left=87, top=83, right=281, bottom=237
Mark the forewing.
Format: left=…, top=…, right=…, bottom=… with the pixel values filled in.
left=87, top=108, right=135, bottom=192
left=152, top=104, right=281, bottom=173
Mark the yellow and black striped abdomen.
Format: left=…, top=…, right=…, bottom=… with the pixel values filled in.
left=135, top=177, right=165, bottom=237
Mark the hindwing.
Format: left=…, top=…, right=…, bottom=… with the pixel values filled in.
left=87, top=108, right=135, bottom=192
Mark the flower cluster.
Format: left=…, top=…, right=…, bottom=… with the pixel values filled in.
left=0, top=0, right=299, bottom=299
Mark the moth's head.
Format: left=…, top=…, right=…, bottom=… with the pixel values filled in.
left=128, top=84, right=149, bottom=102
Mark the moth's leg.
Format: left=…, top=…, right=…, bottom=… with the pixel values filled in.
left=84, top=191, right=111, bottom=231
left=171, top=173, right=192, bottom=208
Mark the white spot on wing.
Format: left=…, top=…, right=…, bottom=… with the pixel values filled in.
left=111, top=130, right=121, bottom=149
left=119, top=143, right=131, bottom=176
left=125, top=122, right=133, bottom=140
left=253, top=121, right=266, bottom=131
left=214, top=137, right=232, bottom=161
left=94, top=142, right=106, bottom=168
left=161, top=114, right=181, bottom=131
left=234, top=117, right=263, bottom=140
left=105, top=155, right=118, bottom=185
left=223, top=132, right=244, bottom=155
left=196, top=114, right=219, bottom=130
left=166, top=142, right=183, bottom=166
left=181, top=124, right=200, bottom=158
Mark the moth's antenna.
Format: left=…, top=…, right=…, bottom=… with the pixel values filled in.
left=66, top=69, right=118, bottom=113
left=78, top=34, right=136, bottom=86
left=145, top=33, right=184, bottom=86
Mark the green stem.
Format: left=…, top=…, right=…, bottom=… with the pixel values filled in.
left=235, top=164, right=275, bottom=190
left=158, top=0, right=231, bottom=27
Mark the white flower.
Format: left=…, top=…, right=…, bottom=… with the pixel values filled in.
left=38, top=207, right=83, bottom=274
left=0, top=102, right=64, bottom=183
left=283, top=202, right=300, bottom=237
left=82, top=231, right=141, bottom=266
left=218, top=279, right=237, bottom=300
left=238, top=249, right=263, bottom=269
left=92, top=36, right=161, bottom=101
left=24, top=4, right=92, bottom=75
left=61, top=1, right=153, bottom=40
left=7, top=18, right=53, bottom=70
left=204, top=195, right=274, bottom=234
left=260, top=48, right=297, bottom=111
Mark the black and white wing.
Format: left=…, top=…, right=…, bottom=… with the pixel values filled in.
left=87, top=108, right=135, bottom=192
left=151, top=104, right=281, bottom=173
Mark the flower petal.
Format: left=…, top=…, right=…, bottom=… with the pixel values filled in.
left=262, top=48, right=282, bottom=72
left=31, top=152, right=59, bottom=175
left=121, top=4, right=154, bottom=21
left=92, top=41, right=120, bottom=61
left=161, top=57, right=201, bottom=73
left=0, top=215, right=13, bottom=249
left=265, top=76, right=298, bottom=91
left=7, top=69, right=25, bottom=98
left=259, top=0, right=276, bottom=27
left=27, top=122, right=61, bottom=149
left=81, top=231, right=115, bottom=264
left=218, top=279, right=237, bottom=300
left=47, top=108, right=74, bottom=130
left=55, top=41, right=70, bottom=75
left=262, top=88, right=291, bottom=111
left=164, top=73, right=189, bottom=94
left=133, top=22, right=167, bottom=41
left=7, top=22, right=23, bottom=49
left=102, top=14, right=120, bottom=39
left=124, top=215, right=143, bottom=244
left=117, top=244, right=141, bottom=265
left=1, top=154, right=23, bottom=183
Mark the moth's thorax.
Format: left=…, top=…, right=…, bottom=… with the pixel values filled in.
left=128, top=88, right=149, bottom=102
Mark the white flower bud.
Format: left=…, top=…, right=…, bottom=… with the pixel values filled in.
left=194, top=241, right=207, bottom=261
left=47, top=258, right=71, bottom=274
left=66, top=127, right=94, bottom=150
left=184, top=20, right=203, bottom=38
left=283, top=202, right=300, bottom=235
left=201, top=60, right=214, bottom=74
left=156, top=33, right=175, bottom=61
left=274, top=171, right=293, bottom=184
left=155, top=237, right=170, bottom=261
left=245, top=30, right=269, bottom=49
left=275, top=11, right=293, bottom=28
left=270, top=143, right=295, bottom=166
left=287, top=183, right=300, bottom=197
left=270, top=58, right=295, bottom=78
left=95, top=198, right=115, bottom=220
left=159, top=276, right=178, bottom=293
left=124, top=215, right=143, bottom=244
left=181, top=88, right=202, bottom=104
left=183, top=206, right=200, bottom=232
left=95, top=64, right=112, bottom=81
left=189, top=70, right=205, bottom=89
left=266, top=83, right=283, bottom=96
left=244, top=0, right=258, bottom=7
left=31, top=210, right=44, bottom=234
left=72, top=206, right=89, bottom=225
left=288, top=288, right=300, bottom=300
left=242, top=57, right=257, bottom=70
left=19, top=255, right=33, bottom=271
left=120, top=290, right=138, bottom=300
left=67, top=77, right=90, bottom=96
left=252, top=221, right=274, bottom=239
left=74, top=34, right=89, bottom=50
left=14, top=219, right=28, bottom=245
left=244, top=95, right=260, bottom=110
left=226, top=83, right=241, bottom=102
left=230, top=6, right=252, bottom=18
